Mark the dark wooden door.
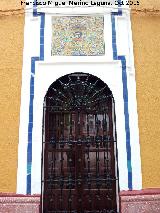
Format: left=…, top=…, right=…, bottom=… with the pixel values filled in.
left=41, top=73, right=118, bottom=213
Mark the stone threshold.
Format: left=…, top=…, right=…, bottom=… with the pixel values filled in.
left=0, top=189, right=160, bottom=212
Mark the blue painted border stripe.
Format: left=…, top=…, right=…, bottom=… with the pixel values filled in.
left=111, top=4, right=133, bottom=190
left=26, top=2, right=45, bottom=194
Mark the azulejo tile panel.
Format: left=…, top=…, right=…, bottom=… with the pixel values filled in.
left=51, top=16, right=105, bottom=56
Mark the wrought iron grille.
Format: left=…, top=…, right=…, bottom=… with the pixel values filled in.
left=41, top=73, right=119, bottom=213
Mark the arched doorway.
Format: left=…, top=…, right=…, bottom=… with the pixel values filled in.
left=41, top=73, right=119, bottom=213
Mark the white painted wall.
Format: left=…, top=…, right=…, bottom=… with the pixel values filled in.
left=17, top=6, right=142, bottom=194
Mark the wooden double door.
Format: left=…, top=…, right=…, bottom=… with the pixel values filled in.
left=41, top=73, right=118, bottom=213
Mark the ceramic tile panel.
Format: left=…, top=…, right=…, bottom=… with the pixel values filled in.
left=51, top=16, right=105, bottom=56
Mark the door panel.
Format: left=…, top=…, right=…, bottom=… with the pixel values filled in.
left=41, top=73, right=118, bottom=213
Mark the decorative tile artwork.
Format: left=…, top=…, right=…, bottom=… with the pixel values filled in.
left=51, top=16, right=105, bottom=56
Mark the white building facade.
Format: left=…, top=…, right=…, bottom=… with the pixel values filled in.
left=17, top=1, right=142, bottom=202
